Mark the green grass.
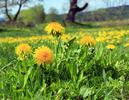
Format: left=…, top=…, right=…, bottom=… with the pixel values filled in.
left=0, top=24, right=129, bottom=99
left=0, top=23, right=129, bottom=37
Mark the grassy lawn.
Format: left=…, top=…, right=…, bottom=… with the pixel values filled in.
left=0, top=24, right=129, bottom=99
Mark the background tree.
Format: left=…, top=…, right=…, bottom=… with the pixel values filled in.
left=0, top=0, right=43, bottom=23
left=45, top=7, right=61, bottom=22
left=103, top=0, right=126, bottom=20
left=20, top=5, right=45, bottom=25
left=66, top=0, right=88, bottom=23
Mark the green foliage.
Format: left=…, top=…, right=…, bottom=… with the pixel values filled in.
left=20, top=5, right=45, bottom=25
left=45, top=7, right=63, bottom=22
left=76, top=5, right=129, bottom=22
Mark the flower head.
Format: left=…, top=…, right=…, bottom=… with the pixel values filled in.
left=15, top=43, right=32, bottom=60
left=45, top=22, right=65, bottom=37
left=124, top=43, right=129, bottom=47
left=106, top=44, right=115, bottom=50
left=34, top=46, right=54, bottom=65
left=79, top=35, right=96, bottom=46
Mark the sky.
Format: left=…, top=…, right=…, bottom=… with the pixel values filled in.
left=0, top=0, right=129, bottom=18
left=44, top=0, right=129, bottom=13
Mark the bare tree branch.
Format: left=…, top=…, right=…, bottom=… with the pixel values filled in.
left=77, top=3, right=88, bottom=12
left=0, top=0, right=44, bottom=23
left=5, top=0, right=12, bottom=21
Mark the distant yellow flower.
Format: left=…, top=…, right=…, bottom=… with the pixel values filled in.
left=15, top=43, right=32, bottom=60
left=79, top=35, right=96, bottom=46
left=109, top=39, right=115, bottom=44
left=45, top=22, right=65, bottom=37
left=106, top=45, right=115, bottom=50
left=106, top=40, right=109, bottom=43
left=117, top=40, right=120, bottom=43
left=124, top=43, right=129, bottom=47
left=2, top=47, right=6, bottom=50
left=34, top=46, right=53, bottom=65
left=96, top=37, right=105, bottom=42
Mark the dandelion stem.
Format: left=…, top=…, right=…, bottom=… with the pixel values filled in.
left=41, top=65, right=44, bottom=86
left=109, top=51, right=112, bottom=65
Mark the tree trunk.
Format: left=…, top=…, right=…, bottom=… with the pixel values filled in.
left=5, top=0, right=12, bottom=21
left=4, top=0, right=23, bottom=23
left=13, top=4, right=22, bottom=22
left=66, top=0, right=88, bottom=23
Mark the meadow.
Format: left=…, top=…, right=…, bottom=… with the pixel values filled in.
left=0, top=23, right=129, bottom=100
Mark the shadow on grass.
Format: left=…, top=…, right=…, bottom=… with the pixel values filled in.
left=0, top=28, right=6, bottom=32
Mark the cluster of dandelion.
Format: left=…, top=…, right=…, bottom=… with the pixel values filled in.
left=0, top=28, right=129, bottom=48
left=15, top=22, right=129, bottom=66
left=45, top=22, right=65, bottom=37
left=79, top=35, right=96, bottom=46
left=15, top=43, right=54, bottom=66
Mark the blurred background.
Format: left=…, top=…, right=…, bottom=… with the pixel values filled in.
left=0, top=0, right=129, bottom=27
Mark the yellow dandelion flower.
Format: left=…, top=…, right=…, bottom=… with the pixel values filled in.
left=124, top=43, right=129, bottom=47
left=15, top=43, right=32, bottom=60
left=79, top=35, right=96, bottom=46
left=96, top=37, right=105, bottom=42
left=34, top=46, right=54, bottom=65
left=106, top=45, right=115, bottom=50
left=106, top=40, right=109, bottom=43
left=109, top=39, right=115, bottom=44
left=45, top=22, right=65, bottom=37
left=2, top=47, right=6, bottom=50
left=117, top=40, right=120, bottom=43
